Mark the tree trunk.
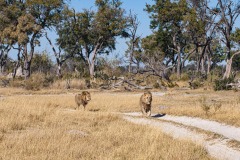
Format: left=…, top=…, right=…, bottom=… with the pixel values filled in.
left=87, top=42, right=102, bottom=80
left=128, top=41, right=134, bottom=73
left=201, top=54, right=206, bottom=74
left=173, top=34, right=181, bottom=79
left=0, top=51, right=5, bottom=74
left=136, top=60, right=140, bottom=70
left=56, top=63, right=62, bottom=78
left=55, top=58, right=64, bottom=78
left=12, top=46, right=22, bottom=79
left=22, top=44, right=33, bottom=79
left=89, top=63, right=95, bottom=79
left=207, top=45, right=212, bottom=74
left=207, top=54, right=211, bottom=74
left=197, top=47, right=206, bottom=74
left=223, top=57, right=232, bottom=79
left=128, top=56, right=132, bottom=73
left=22, top=33, right=36, bottom=79
left=24, top=61, right=31, bottom=79
left=177, top=46, right=182, bottom=79
left=223, top=50, right=240, bottom=79
left=45, top=32, right=64, bottom=78
left=0, top=46, right=10, bottom=75
left=223, top=42, right=231, bottom=79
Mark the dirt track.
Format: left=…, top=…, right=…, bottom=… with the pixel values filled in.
left=123, top=112, right=240, bottom=160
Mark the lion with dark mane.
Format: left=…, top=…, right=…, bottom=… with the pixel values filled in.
left=140, top=91, right=152, bottom=117
left=75, top=91, right=91, bottom=110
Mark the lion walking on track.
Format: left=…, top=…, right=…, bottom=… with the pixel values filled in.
left=140, top=91, right=152, bottom=117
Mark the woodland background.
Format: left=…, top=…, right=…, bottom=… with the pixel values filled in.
left=1, top=0, right=240, bottom=91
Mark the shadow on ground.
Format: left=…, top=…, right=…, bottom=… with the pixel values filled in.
left=151, top=113, right=166, bottom=118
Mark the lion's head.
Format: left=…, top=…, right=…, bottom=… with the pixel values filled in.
left=142, top=91, right=152, bottom=105
left=82, top=91, right=91, bottom=102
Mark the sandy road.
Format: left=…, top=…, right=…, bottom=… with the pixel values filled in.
left=124, top=112, right=240, bottom=142
left=123, top=112, right=240, bottom=160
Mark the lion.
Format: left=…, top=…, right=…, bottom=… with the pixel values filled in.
left=140, top=91, right=152, bottom=117
left=75, top=91, right=91, bottom=110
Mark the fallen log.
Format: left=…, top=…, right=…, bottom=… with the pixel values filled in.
left=226, top=79, right=240, bottom=90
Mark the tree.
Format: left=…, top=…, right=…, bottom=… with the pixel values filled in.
left=146, top=0, right=189, bottom=79
left=215, top=0, right=240, bottom=79
left=0, top=0, right=66, bottom=79
left=0, top=0, right=20, bottom=75
left=57, top=0, right=127, bottom=79
left=31, top=51, right=53, bottom=74
left=140, top=34, right=171, bottom=81
left=183, top=0, right=217, bottom=75
left=45, top=32, right=73, bottom=77
left=125, top=11, right=140, bottom=73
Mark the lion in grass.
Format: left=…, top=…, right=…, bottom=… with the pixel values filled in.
left=140, top=91, right=152, bottom=117
left=75, top=91, right=91, bottom=110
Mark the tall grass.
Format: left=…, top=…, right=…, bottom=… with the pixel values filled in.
left=158, top=89, right=240, bottom=126
left=0, top=92, right=211, bottom=159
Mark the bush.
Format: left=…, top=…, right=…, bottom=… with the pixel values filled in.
left=9, top=77, right=25, bottom=88
left=24, top=73, right=54, bottom=90
left=199, top=96, right=211, bottom=115
left=0, top=77, right=10, bottom=87
left=169, top=73, right=178, bottom=81
left=189, top=79, right=203, bottom=89
left=51, top=78, right=87, bottom=90
left=153, top=82, right=160, bottom=89
left=180, top=73, right=190, bottom=81
left=25, top=73, right=45, bottom=90
left=43, top=74, right=55, bottom=87
left=214, top=77, right=234, bottom=91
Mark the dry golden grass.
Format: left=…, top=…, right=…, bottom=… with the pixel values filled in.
left=158, top=89, right=240, bottom=126
left=0, top=90, right=211, bottom=160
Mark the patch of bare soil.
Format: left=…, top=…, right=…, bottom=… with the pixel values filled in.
left=123, top=112, right=240, bottom=160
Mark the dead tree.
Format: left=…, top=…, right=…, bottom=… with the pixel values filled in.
left=45, top=32, right=74, bottom=78
left=125, top=10, right=141, bottom=73
left=216, top=0, right=240, bottom=79
left=227, top=79, right=240, bottom=90
left=137, top=50, right=173, bottom=82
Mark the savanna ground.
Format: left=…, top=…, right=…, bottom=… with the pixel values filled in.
left=0, top=87, right=239, bottom=159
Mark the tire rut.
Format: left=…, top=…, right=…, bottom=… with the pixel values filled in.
left=123, top=113, right=240, bottom=160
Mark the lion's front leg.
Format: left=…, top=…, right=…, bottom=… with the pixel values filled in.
left=141, top=105, right=147, bottom=116
left=146, top=110, right=151, bottom=117
left=83, top=104, right=86, bottom=111
left=75, top=104, right=79, bottom=110
left=145, top=105, right=151, bottom=117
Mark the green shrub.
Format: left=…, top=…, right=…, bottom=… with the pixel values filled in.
left=214, top=77, right=234, bottom=91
